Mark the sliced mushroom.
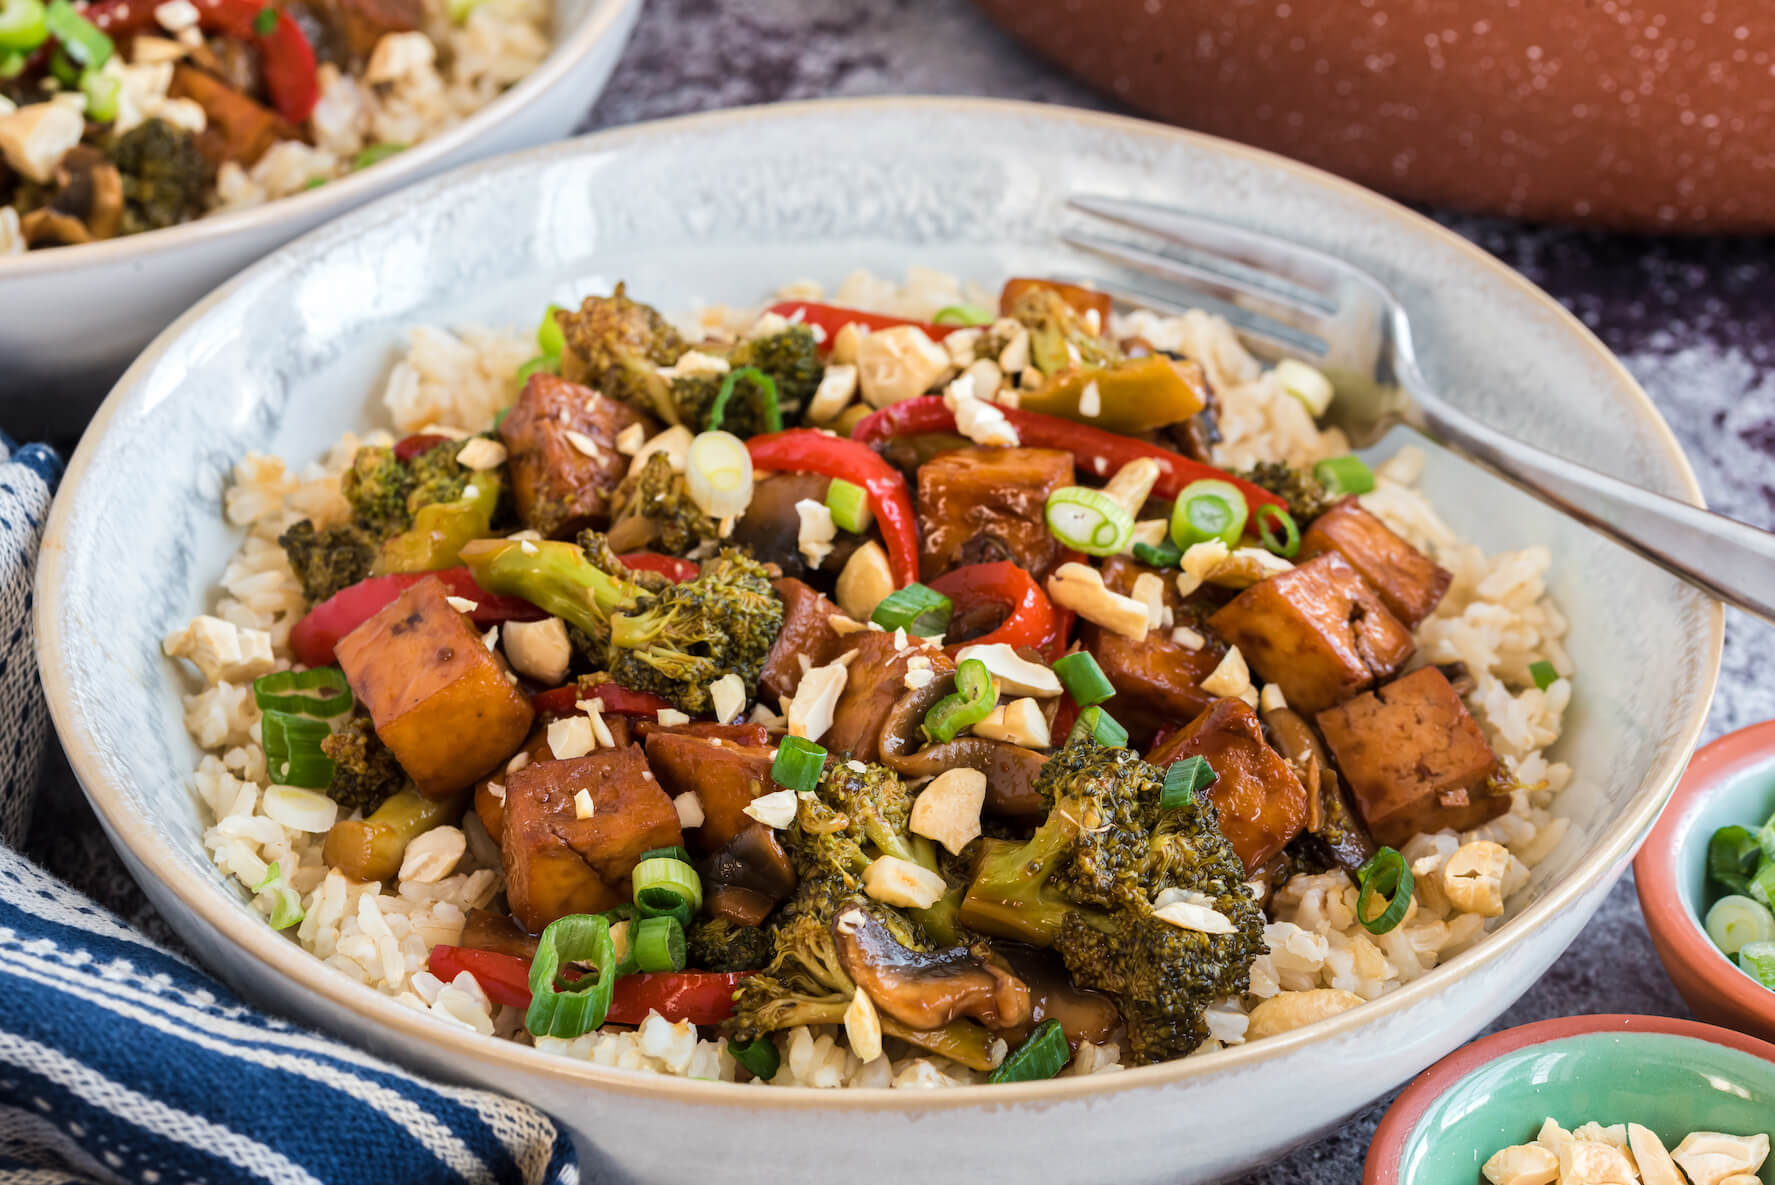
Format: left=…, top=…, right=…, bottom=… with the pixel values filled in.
left=878, top=677, right=1047, bottom=818
left=1260, top=702, right=1376, bottom=873
left=704, top=884, right=776, bottom=927
left=459, top=908, right=540, bottom=958
left=995, top=942, right=1121, bottom=1047
left=831, top=901, right=1032, bottom=1032
left=19, top=207, right=91, bottom=247
left=731, top=471, right=861, bottom=580
left=699, top=824, right=798, bottom=905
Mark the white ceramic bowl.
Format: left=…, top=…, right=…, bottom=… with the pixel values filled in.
left=37, top=98, right=1722, bottom=1184
left=0, top=0, right=640, bottom=439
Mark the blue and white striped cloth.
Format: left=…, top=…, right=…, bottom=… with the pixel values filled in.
left=0, top=435, right=576, bottom=1185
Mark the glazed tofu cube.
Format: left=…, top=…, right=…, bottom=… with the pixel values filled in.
left=917, top=447, right=1074, bottom=582
left=759, top=577, right=847, bottom=703
left=314, top=0, right=422, bottom=60
left=1207, top=552, right=1415, bottom=715
left=644, top=730, right=777, bottom=852
left=499, top=372, right=647, bottom=537
left=335, top=576, right=534, bottom=799
left=501, top=745, right=683, bottom=931
left=1298, top=498, right=1451, bottom=628
left=1148, top=697, right=1308, bottom=874
left=823, top=631, right=955, bottom=763
left=1315, top=665, right=1504, bottom=848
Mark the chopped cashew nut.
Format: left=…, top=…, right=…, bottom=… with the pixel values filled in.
left=657, top=350, right=730, bottom=380
left=546, top=715, right=596, bottom=761
left=954, top=642, right=1062, bottom=697
left=573, top=789, right=596, bottom=820
left=1562, top=1140, right=1639, bottom=1185
left=445, top=595, right=479, bottom=614
left=627, top=425, right=694, bottom=476
left=1131, top=572, right=1166, bottom=631
left=0, top=103, right=85, bottom=183
left=1171, top=626, right=1205, bottom=650
left=795, top=498, right=837, bottom=568
left=1673, top=1133, right=1771, bottom=1185
left=613, top=422, right=647, bottom=455
left=744, top=788, right=800, bottom=830
left=398, top=825, right=466, bottom=884
left=1213, top=547, right=1294, bottom=589
left=455, top=437, right=507, bottom=470
left=655, top=708, right=691, bottom=727
left=673, top=792, right=704, bottom=829
left=1176, top=540, right=1231, bottom=596
left=1443, top=840, right=1511, bottom=918
left=1047, top=563, right=1149, bottom=640
left=862, top=855, right=947, bottom=909
left=807, top=363, right=859, bottom=423
left=972, top=697, right=1052, bottom=749
left=1244, top=989, right=1364, bottom=1040
left=857, top=325, right=950, bottom=408
left=788, top=662, right=848, bottom=742
left=1481, top=1143, right=1559, bottom=1185
left=996, top=322, right=1030, bottom=375
left=909, top=768, right=986, bottom=855
left=844, top=987, right=885, bottom=1062
left=836, top=541, right=895, bottom=621
left=1259, top=682, right=1288, bottom=714
left=1200, top=646, right=1253, bottom=700
left=831, top=322, right=864, bottom=366
left=502, top=616, right=572, bottom=686
left=1275, top=358, right=1335, bottom=417
left=961, top=358, right=1004, bottom=402
left=163, top=615, right=277, bottom=685
left=1627, top=1125, right=1685, bottom=1185
left=1102, top=458, right=1162, bottom=517
left=1152, top=888, right=1236, bottom=934
left=709, top=673, right=747, bottom=723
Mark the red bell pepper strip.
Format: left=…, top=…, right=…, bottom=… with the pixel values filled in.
left=393, top=433, right=452, bottom=461
left=83, top=0, right=320, bottom=123
left=530, top=682, right=676, bottom=719
left=928, top=562, right=1071, bottom=662
left=852, top=396, right=1289, bottom=511
left=429, top=945, right=532, bottom=1008
left=428, top=945, right=749, bottom=1025
left=289, top=570, right=543, bottom=667
left=746, top=429, right=920, bottom=588
left=764, top=302, right=960, bottom=350
left=617, top=552, right=699, bottom=583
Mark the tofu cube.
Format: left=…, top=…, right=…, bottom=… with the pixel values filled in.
left=644, top=730, right=777, bottom=852
left=759, top=577, right=846, bottom=703
left=1147, top=697, right=1308, bottom=873
left=917, top=447, right=1074, bottom=582
left=499, top=372, right=647, bottom=537
left=1298, top=497, right=1452, bottom=628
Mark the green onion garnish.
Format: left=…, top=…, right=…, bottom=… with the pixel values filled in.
left=1705, top=894, right=1775, bottom=956
left=526, top=914, right=618, bottom=1038
left=79, top=65, right=119, bottom=122
left=632, top=915, right=687, bottom=973
left=1160, top=756, right=1217, bottom=812
left=988, top=1018, right=1069, bottom=1084
left=253, top=861, right=305, bottom=930
left=0, top=0, right=50, bottom=53
left=1529, top=660, right=1559, bottom=691
left=1045, top=486, right=1135, bottom=556
left=1751, top=861, right=1775, bottom=910
left=1355, top=847, right=1413, bottom=935
left=350, top=142, right=407, bottom=171
left=870, top=583, right=953, bottom=637
left=1067, top=705, right=1127, bottom=750
left=516, top=354, right=560, bottom=384
left=1739, top=940, right=1775, bottom=990
left=536, top=304, right=566, bottom=357
left=1052, top=652, right=1115, bottom=707
left=47, top=45, right=75, bottom=84
left=1132, top=539, right=1182, bottom=568
left=632, top=856, right=702, bottom=927
left=728, top=1034, right=780, bottom=1081
left=1709, top=825, right=1762, bottom=897
left=260, top=710, right=334, bottom=789
left=252, top=3, right=277, bottom=34
left=825, top=478, right=873, bottom=533
left=44, top=0, right=110, bottom=66
left=771, top=736, right=827, bottom=793
left=923, top=658, right=996, bottom=744
left=706, top=366, right=782, bottom=434
left=1313, top=454, right=1375, bottom=497
left=931, top=304, right=993, bottom=327
left=253, top=667, right=354, bottom=717
left=302, top=175, right=328, bottom=191
left=0, top=50, right=27, bottom=76
left=1169, top=479, right=1249, bottom=550
left=1255, top=504, right=1300, bottom=558
left=638, top=845, right=693, bottom=866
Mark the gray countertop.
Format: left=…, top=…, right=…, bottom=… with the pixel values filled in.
left=25, top=0, right=1775, bottom=1179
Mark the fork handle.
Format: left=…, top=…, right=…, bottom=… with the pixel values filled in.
left=1412, top=396, right=1775, bottom=622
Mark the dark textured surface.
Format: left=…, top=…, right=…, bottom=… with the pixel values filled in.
left=24, top=0, right=1775, bottom=1178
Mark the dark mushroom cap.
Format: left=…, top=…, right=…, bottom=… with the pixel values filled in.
left=878, top=673, right=1047, bottom=818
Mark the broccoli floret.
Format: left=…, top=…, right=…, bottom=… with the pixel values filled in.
left=108, top=118, right=207, bottom=235
left=320, top=711, right=405, bottom=814
left=278, top=519, right=377, bottom=604
left=627, top=451, right=720, bottom=555
left=340, top=445, right=415, bottom=536
left=730, top=325, right=823, bottom=421
left=686, top=917, right=772, bottom=973
left=959, top=736, right=1265, bottom=1064
left=403, top=439, right=472, bottom=515
left=1237, top=460, right=1334, bottom=522
left=727, top=874, right=859, bottom=1041
left=557, top=284, right=686, bottom=422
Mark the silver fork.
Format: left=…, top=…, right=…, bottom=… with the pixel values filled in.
left=1063, top=195, right=1775, bottom=623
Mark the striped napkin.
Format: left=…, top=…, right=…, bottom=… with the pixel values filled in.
left=0, top=435, right=576, bottom=1185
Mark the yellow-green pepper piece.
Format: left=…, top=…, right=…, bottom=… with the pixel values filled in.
left=1018, top=355, right=1208, bottom=434
left=373, top=472, right=503, bottom=575
left=321, top=786, right=468, bottom=882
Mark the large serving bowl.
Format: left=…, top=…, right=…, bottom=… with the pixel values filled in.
left=0, top=0, right=640, bottom=440
left=36, top=98, right=1721, bottom=1184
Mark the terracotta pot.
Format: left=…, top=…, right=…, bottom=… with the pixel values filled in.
left=974, top=0, right=1775, bottom=231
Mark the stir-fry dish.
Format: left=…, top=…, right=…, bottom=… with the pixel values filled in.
left=0, top=0, right=546, bottom=253
left=171, top=270, right=1576, bottom=1086
left=1483, top=1118, right=1768, bottom=1185
left=1700, top=799, right=1775, bottom=992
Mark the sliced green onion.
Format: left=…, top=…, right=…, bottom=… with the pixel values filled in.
left=1313, top=455, right=1375, bottom=497
left=932, top=304, right=993, bottom=327
left=633, top=856, right=703, bottom=924
left=1169, top=479, right=1248, bottom=550
left=1133, top=539, right=1182, bottom=568
left=44, top=0, right=109, bottom=66
left=0, top=50, right=26, bottom=76
left=0, top=0, right=49, bottom=52
left=1355, top=847, right=1413, bottom=935
left=1067, top=705, right=1127, bottom=749
left=1709, top=825, right=1762, bottom=896
left=517, top=354, right=560, bottom=384
left=771, top=736, right=827, bottom=793
left=526, top=914, right=618, bottom=1039
left=871, top=583, right=952, bottom=637
left=79, top=65, right=118, bottom=122
left=252, top=3, right=277, bottom=34
left=638, top=846, right=693, bottom=866
left=728, top=1034, right=780, bottom=1080
left=923, top=658, right=996, bottom=744
left=260, top=710, right=335, bottom=789
left=1751, top=861, right=1775, bottom=910
left=302, top=175, right=328, bottom=191
left=253, top=861, right=305, bottom=930
left=1529, top=660, right=1559, bottom=691
left=536, top=304, right=566, bottom=357
left=253, top=668, right=354, bottom=717
left=706, top=366, right=781, bottom=434
left=47, top=46, right=75, bottom=84
left=1255, top=504, right=1300, bottom=558
left=825, top=478, right=873, bottom=533
left=632, top=915, right=687, bottom=973
left=988, top=1018, right=1069, bottom=1084
left=685, top=429, right=754, bottom=519
left=445, top=0, right=483, bottom=22
left=1705, top=894, right=1775, bottom=956
left=1739, top=941, right=1775, bottom=990
left=1045, top=486, right=1135, bottom=556
left=1052, top=652, right=1114, bottom=707
left=1160, top=756, right=1217, bottom=812
left=350, top=141, right=407, bottom=171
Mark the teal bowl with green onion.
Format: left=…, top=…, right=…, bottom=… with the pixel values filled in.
left=1636, top=720, right=1775, bottom=1042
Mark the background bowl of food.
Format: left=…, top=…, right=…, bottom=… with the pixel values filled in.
left=1635, top=720, right=1775, bottom=1043
left=37, top=97, right=1721, bottom=1184
left=0, top=0, right=640, bottom=438
left=1365, top=1014, right=1775, bottom=1185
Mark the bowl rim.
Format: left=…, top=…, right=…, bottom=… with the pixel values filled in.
left=1634, top=719, right=1775, bottom=1032
left=0, top=0, right=638, bottom=280
left=1363, top=1013, right=1775, bottom=1184
left=36, top=94, right=1725, bottom=1111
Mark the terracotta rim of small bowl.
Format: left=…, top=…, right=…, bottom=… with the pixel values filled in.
left=1364, top=1014, right=1775, bottom=1184
left=0, top=0, right=639, bottom=278
left=37, top=95, right=1724, bottom=1110
left=1634, top=720, right=1775, bottom=1034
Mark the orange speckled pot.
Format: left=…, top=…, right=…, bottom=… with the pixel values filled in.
left=973, top=0, right=1775, bottom=232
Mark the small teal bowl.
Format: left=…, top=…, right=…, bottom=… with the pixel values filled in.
left=1365, top=1015, right=1775, bottom=1185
